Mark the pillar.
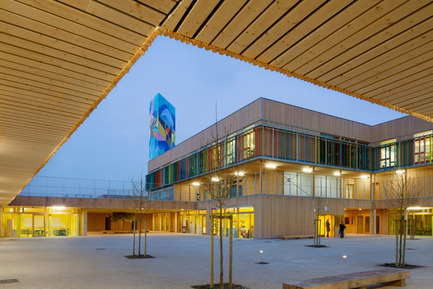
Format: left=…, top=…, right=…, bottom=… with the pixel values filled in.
left=371, top=173, right=376, bottom=236
left=0, top=208, right=3, bottom=238
left=259, top=161, right=262, bottom=239
left=174, top=212, right=178, bottom=233
left=80, top=209, right=87, bottom=236
left=369, top=209, right=373, bottom=235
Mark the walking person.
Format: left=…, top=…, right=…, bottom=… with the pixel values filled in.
left=325, top=219, right=331, bottom=237
left=339, top=221, right=346, bottom=238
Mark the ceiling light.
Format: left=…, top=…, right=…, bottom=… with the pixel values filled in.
left=333, top=171, right=341, bottom=176
left=265, top=164, right=276, bottom=169
left=211, top=177, right=220, bottom=182
left=396, top=170, right=404, bottom=174
left=302, top=167, right=313, bottom=173
left=234, top=172, right=244, bottom=176
left=361, top=175, right=369, bottom=179
left=192, top=182, right=200, bottom=186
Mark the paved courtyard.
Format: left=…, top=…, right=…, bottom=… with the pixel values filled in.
left=0, top=233, right=432, bottom=289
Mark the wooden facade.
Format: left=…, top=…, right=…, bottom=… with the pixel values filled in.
left=145, top=99, right=433, bottom=238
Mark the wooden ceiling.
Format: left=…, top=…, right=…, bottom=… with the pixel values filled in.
left=1, top=0, right=433, bottom=206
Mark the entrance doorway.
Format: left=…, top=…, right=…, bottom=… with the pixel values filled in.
left=33, top=215, right=45, bottom=237
left=105, top=217, right=111, bottom=230
left=319, top=215, right=334, bottom=237
left=357, top=216, right=363, bottom=234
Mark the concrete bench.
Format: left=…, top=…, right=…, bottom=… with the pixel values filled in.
left=283, top=268, right=410, bottom=289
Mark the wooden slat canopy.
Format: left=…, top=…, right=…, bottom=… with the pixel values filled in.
left=1, top=0, right=433, bottom=206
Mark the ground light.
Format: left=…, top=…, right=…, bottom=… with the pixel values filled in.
left=256, top=250, right=268, bottom=265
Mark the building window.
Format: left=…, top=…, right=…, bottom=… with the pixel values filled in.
left=346, top=184, right=354, bottom=199
left=379, top=139, right=396, bottom=168
left=243, top=129, right=255, bottom=160
left=414, top=130, right=432, bottom=164
left=225, top=138, right=236, bottom=166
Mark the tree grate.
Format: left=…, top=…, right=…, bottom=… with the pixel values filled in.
left=0, top=279, right=18, bottom=284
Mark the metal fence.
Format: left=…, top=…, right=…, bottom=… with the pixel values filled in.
left=20, top=176, right=134, bottom=199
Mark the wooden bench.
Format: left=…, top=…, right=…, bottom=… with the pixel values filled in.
left=282, top=268, right=410, bottom=289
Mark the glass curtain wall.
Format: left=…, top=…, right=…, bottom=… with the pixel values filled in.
left=1, top=207, right=80, bottom=237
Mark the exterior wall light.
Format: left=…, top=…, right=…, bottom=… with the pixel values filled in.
left=333, top=171, right=341, bottom=176
left=396, top=170, right=404, bottom=174
left=52, top=206, right=66, bottom=210
left=211, top=177, right=220, bottom=182
left=234, top=172, right=245, bottom=176
left=361, top=175, right=369, bottom=179
left=302, top=167, right=313, bottom=173
left=265, top=163, right=276, bottom=169
left=192, top=182, right=200, bottom=186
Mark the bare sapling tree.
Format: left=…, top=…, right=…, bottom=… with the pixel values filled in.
left=384, top=170, right=422, bottom=267
left=283, top=173, right=327, bottom=247
left=201, top=104, right=241, bottom=289
left=130, top=175, right=150, bottom=257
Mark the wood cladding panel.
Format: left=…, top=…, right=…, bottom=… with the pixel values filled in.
left=272, top=0, right=380, bottom=68
left=260, top=99, right=372, bottom=142
left=259, top=195, right=378, bottom=238
left=307, top=1, right=429, bottom=79
left=210, top=0, right=274, bottom=49
left=176, top=0, right=219, bottom=38
left=252, top=0, right=337, bottom=63
left=227, top=0, right=299, bottom=55
left=330, top=24, right=433, bottom=90
left=195, top=0, right=247, bottom=44
left=371, top=116, right=433, bottom=143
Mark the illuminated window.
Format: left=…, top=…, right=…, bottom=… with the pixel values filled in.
left=414, top=131, right=432, bottom=164
left=243, top=130, right=255, bottom=159
left=346, top=184, right=355, bottom=199
left=379, top=139, right=396, bottom=168
left=225, top=138, right=236, bottom=165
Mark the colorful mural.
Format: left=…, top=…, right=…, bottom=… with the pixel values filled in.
left=149, top=93, right=175, bottom=159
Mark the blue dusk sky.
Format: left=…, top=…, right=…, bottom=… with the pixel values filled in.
left=35, top=36, right=405, bottom=182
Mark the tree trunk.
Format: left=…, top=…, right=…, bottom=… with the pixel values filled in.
left=138, top=213, right=142, bottom=256
left=133, top=218, right=136, bottom=256
left=395, top=219, right=398, bottom=267
left=144, top=219, right=147, bottom=257
left=219, top=211, right=223, bottom=288
left=403, top=219, right=407, bottom=267
left=210, top=216, right=214, bottom=289
left=399, top=217, right=403, bottom=266
left=229, top=217, right=233, bottom=289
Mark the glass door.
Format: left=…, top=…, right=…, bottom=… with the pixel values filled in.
left=33, top=215, right=45, bottom=237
